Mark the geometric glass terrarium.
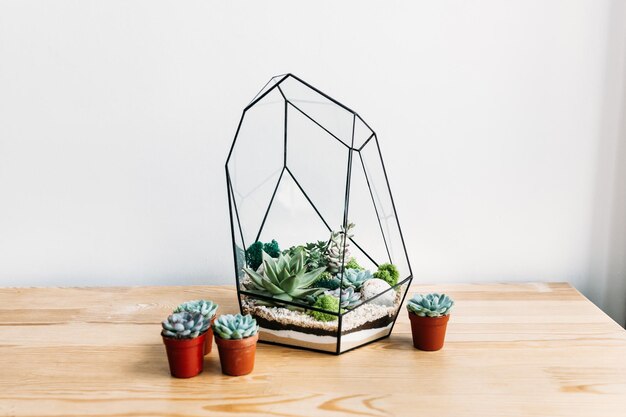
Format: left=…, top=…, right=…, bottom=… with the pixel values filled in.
left=225, top=74, right=412, bottom=354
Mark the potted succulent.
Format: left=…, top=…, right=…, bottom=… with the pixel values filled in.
left=406, top=293, right=454, bottom=351
left=213, top=314, right=259, bottom=376
left=174, top=299, right=218, bottom=355
left=161, top=311, right=207, bottom=378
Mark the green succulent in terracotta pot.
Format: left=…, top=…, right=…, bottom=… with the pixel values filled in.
left=161, top=312, right=207, bottom=378
left=213, top=314, right=260, bottom=376
left=406, top=293, right=455, bottom=351
left=174, top=299, right=219, bottom=355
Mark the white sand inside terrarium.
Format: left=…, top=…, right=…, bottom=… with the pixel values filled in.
left=242, top=284, right=406, bottom=332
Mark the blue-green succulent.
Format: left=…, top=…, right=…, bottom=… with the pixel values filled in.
left=407, top=293, right=454, bottom=317
left=326, top=286, right=361, bottom=308
left=341, top=268, right=373, bottom=289
left=212, top=314, right=259, bottom=340
left=161, top=312, right=205, bottom=339
left=174, top=300, right=218, bottom=332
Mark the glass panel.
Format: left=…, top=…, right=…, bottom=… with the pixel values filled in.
left=280, top=75, right=355, bottom=147
left=352, top=115, right=375, bottom=150
left=227, top=88, right=285, bottom=246
left=359, top=137, right=411, bottom=282
left=286, top=101, right=349, bottom=230
left=258, top=171, right=331, bottom=249
left=338, top=282, right=408, bottom=353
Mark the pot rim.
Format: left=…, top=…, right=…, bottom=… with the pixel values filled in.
left=162, top=331, right=207, bottom=346
left=408, top=311, right=450, bottom=323
left=215, top=332, right=259, bottom=349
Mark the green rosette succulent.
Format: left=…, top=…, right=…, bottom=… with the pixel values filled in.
left=174, top=300, right=218, bottom=332
left=407, top=293, right=454, bottom=317
left=161, top=312, right=205, bottom=339
left=212, top=314, right=259, bottom=340
left=244, top=250, right=326, bottom=305
left=326, top=286, right=361, bottom=308
left=341, top=268, right=373, bottom=289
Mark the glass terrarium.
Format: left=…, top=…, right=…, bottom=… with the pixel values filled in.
left=225, top=74, right=412, bottom=354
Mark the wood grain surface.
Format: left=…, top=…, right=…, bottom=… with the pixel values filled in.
left=0, top=282, right=625, bottom=417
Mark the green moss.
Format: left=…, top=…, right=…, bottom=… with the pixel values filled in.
left=245, top=240, right=281, bottom=270
left=308, top=295, right=343, bottom=322
left=373, top=263, right=399, bottom=286
left=245, top=242, right=264, bottom=270
left=263, top=239, right=281, bottom=258
left=345, top=258, right=364, bottom=270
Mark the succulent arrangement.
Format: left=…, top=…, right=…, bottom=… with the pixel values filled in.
left=407, top=293, right=454, bottom=317
left=241, top=223, right=401, bottom=321
left=174, top=300, right=218, bottom=332
left=213, top=313, right=259, bottom=340
left=162, top=312, right=205, bottom=339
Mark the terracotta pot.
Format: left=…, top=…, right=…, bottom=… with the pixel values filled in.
left=215, top=333, right=259, bottom=376
left=162, top=332, right=206, bottom=378
left=204, top=317, right=216, bottom=355
left=408, top=312, right=450, bottom=351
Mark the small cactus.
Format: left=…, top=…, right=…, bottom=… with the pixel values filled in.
left=212, top=314, right=259, bottom=340
left=174, top=300, right=218, bottom=332
left=162, top=312, right=205, bottom=339
left=407, top=293, right=454, bottom=317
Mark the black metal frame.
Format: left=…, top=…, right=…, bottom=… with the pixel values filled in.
left=225, top=74, right=412, bottom=354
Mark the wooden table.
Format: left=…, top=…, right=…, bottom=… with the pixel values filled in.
left=1, top=283, right=625, bottom=417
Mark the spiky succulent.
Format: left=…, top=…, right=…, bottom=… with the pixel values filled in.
left=373, top=263, right=400, bottom=286
left=407, top=293, right=454, bottom=317
left=161, top=312, right=205, bottom=339
left=244, top=250, right=326, bottom=304
left=308, top=294, right=343, bottom=322
left=174, top=300, right=218, bottom=332
left=326, top=286, right=361, bottom=308
left=212, top=314, right=259, bottom=340
left=326, top=223, right=355, bottom=274
left=314, top=272, right=341, bottom=290
left=340, top=268, right=373, bottom=289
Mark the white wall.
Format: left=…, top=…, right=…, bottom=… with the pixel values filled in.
left=1, top=1, right=625, bottom=325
